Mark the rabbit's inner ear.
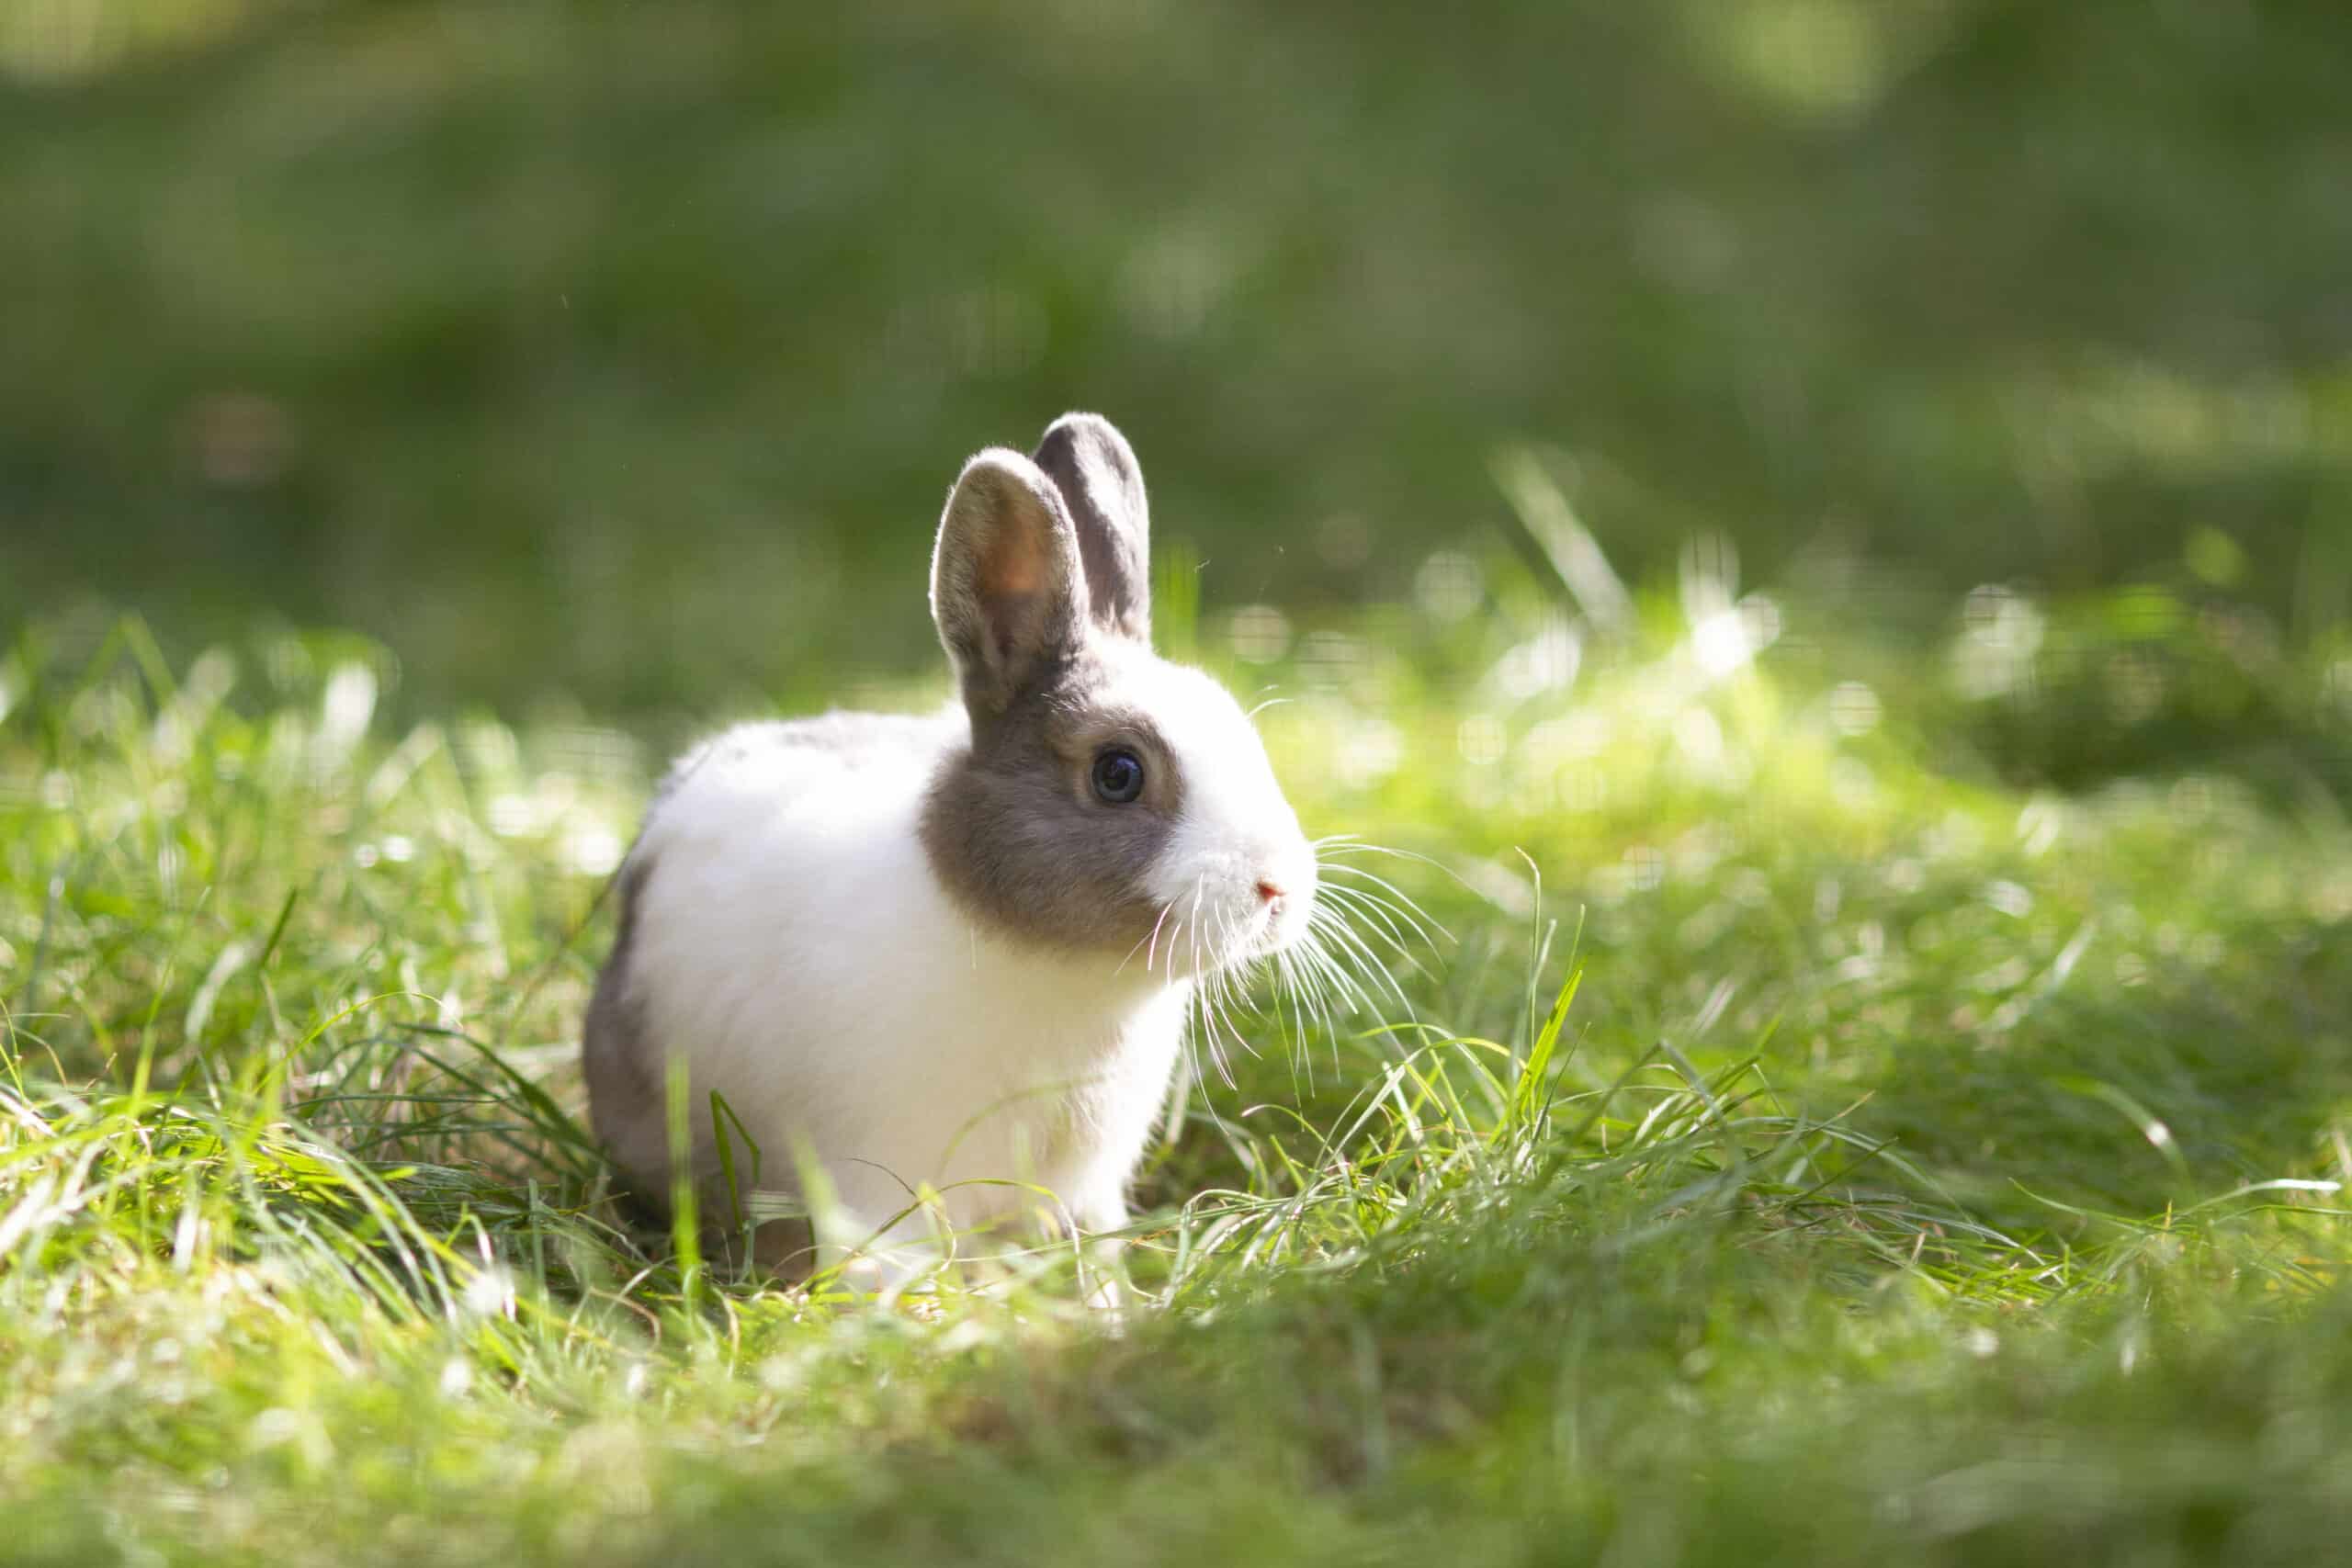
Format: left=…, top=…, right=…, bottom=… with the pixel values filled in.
left=978, top=540, right=1045, bottom=601
left=932, top=449, right=1090, bottom=714
left=1034, top=413, right=1150, bottom=645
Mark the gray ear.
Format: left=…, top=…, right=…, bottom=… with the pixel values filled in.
left=1033, top=412, right=1150, bottom=643
left=931, top=449, right=1091, bottom=716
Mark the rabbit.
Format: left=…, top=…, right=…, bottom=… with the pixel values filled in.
left=583, top=412, right=1318, bottom=1292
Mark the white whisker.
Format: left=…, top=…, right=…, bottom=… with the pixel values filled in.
left=1315, top=908, right=1414, bottom=1016
left=1296, top=915, right=1377, bottom=1016
left=1315, top=859, right=1453, bottom=944
left=1315, top=883, right=1421, bottom=960
left=1143, top=900, right=1175, bottom=974
left=1119, top=901, right=1176, bottom=976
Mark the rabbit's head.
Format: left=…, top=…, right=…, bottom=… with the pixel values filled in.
left=921, top=413, right=1317, bottom=977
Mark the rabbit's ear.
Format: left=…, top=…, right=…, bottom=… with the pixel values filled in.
left=932, top=449, right=1091, bottom=716
left=1034, top=412, right=1149, bottom=644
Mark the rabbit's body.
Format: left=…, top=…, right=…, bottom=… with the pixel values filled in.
left=589, top=708, right=1191, bottom=1258
left=585, top=414, right=1315, bottom=1286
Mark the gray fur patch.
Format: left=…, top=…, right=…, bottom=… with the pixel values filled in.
left=1033, top=413, right=1151, bottom=644
left=582, top=847, right=666, bottom=1207
left=919, top=646, right=1188, bottom=954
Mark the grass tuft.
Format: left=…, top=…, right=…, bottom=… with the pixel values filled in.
left=6, top=585, right=2352, bottom=1563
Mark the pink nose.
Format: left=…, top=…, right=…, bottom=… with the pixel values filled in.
left=1256, top=879, right=1285, bottom=904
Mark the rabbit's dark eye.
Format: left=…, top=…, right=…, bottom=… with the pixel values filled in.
left=1091, top=748, right=1146, bottom=805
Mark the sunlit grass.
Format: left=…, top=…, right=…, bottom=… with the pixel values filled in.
left=6, top=575, right=2352, bottom=1563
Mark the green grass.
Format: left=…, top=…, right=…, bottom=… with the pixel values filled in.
left=7, top=553, right=2352, bottom=1565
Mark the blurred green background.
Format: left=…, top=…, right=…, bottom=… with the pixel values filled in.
left=3, top=0, right=2347, bottom=717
